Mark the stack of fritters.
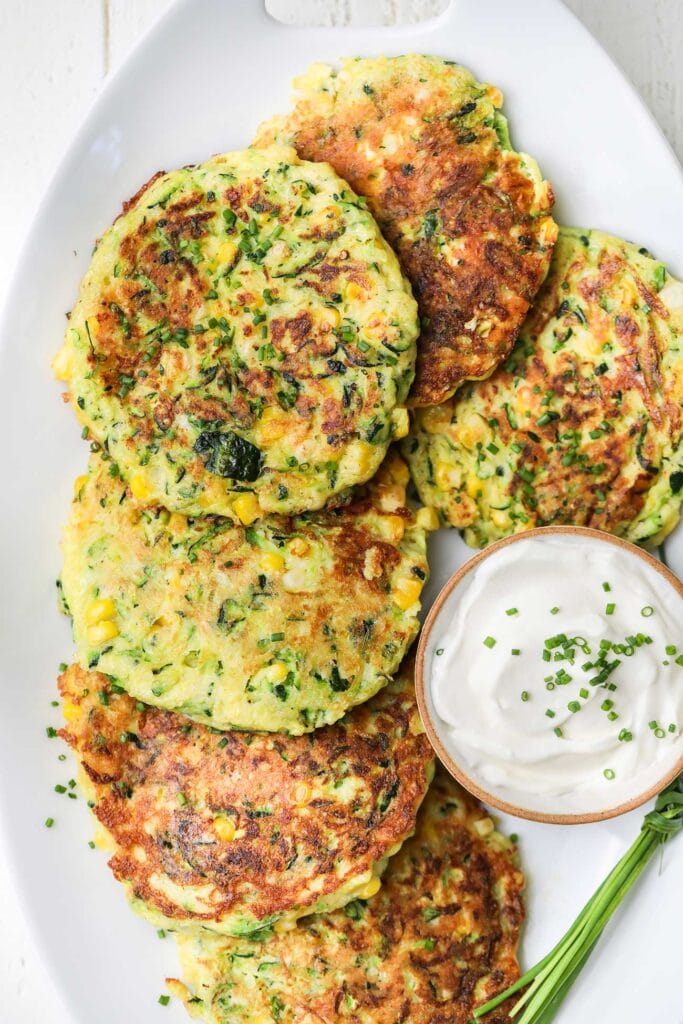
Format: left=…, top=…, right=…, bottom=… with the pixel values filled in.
left=58, top=51, right=668, bottom=1022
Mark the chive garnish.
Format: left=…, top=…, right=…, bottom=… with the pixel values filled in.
left=44, top=817, right=55, bottom=828
left=511, top=648, right=521, bottom=656
left=435, top=648, right=444, bottom=656
left=665, top=645, right=677, bottom=655
left=545, top=709, right=556, bottom=718
left=603, top=768, right=615, bottom=780
left=472, top=776, right=683, bottom=1023
left=521, top=691, right=530, bottom=702
left=505, top=607, right=518, bottom=616
left=550, top=606, right=560, bottom=615
left=602, top=581, right=611, bottom=592
left=483, top=636, right=496, bottom=649
left=177, top=792, right=187, bottom=806
left=54, top=784, right=66, bottom=794
left=554, top=726, right=563, bottom=737
left=46, top=726, right=57, bottom=738
left=641, top=605, right=654, bottom=617
left=158, top=994, right=170, bottom=1006
left=567, top=701, right=580, bottom=713
left=605, top=602, right=615, bottom=615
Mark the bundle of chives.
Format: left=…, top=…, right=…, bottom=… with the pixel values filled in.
left=471, top=774, right=683, bottom=1024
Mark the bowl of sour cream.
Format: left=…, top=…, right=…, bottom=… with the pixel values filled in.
left=416, top=527, right=683, bottom=823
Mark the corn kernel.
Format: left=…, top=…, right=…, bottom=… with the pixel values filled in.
left=319, top=306, right=342, bottom=330
left=349, top=441, right=374, bottom=478
left=416, top=506, right=439, bottom=531
left=167, top=513, right=187, bottom=537
left=232, top=493, right=260, bottom=525
left=73, top=474, right=88, bottom=497
left=85, top=597, right=116, bottom=625
left=288, top=537, right=310, bottom=557
left=435, top=461, right=455, bottom=490
left=214, top=817, right=236, bottom=842
left=87, top=619, right=119, bottom=645
left=260, top=551, right=285, bottom=573
left=62, top=700, right=81, bottom=723
left=490, top=509, right=509, bottom=529
left=390, top=407, right=409, bottom=440
left=52, top=346, right=73, bottom=381
left=257, top=408, right=288, bottom=444
left=383, top=515, right=406, bottom=543
left=466, top=474, right=482, bottom=499
left=346, top=281, right=366, bottom=302
left=216, top=240, right=237, bottom=266
left=129, top=471, right=154, bottom=501
left=392, top=577, right=422, bottom=611
left=291, top=781, right=312, bottom=806
left=357, top=875, right=381, bottom=900
left=421, top=406, right=448, bottom=434
left=385, top=454, right=410, bottom=487
left=364, top=316, right=386, bottom=340
left=264, top=661, right=289, bottom=684
left=274, top=917, right=297, bottom=935
left=473, top=816, right=494, bottom=837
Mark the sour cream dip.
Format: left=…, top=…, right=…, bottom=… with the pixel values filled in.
left=420, top=531, right=683, bottom=819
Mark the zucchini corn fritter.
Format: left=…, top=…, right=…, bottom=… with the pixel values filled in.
left=255, top=54, right=557, bottom=407
left=61, top=452, right=434, bottom=734
left=53, top=145, right=419, bottom=518
left=59, top=662, right=434, bottom=937
left=170, top=770, right=524, bottom=1024
left=406, top=228, right=683, bottom=548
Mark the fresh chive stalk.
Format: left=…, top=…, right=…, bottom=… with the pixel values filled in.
left=471, top=775, right=683, bottom=1024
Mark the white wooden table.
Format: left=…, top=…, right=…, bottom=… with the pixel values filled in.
left=0, top=1, right=680, bottom=1020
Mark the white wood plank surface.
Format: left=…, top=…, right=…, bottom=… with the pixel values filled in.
left=0, top=2, right=680, bottom=1021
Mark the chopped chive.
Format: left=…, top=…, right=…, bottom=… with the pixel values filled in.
left=54, top=784, right=66, bottom=794
left=579, top=688, right=589, bottom=699
left=668, top=723, right=676, bottom=733
left=44, top=817, right=55, bottom=828
left=46, top=726, right=57, bottom=738
left=550, top=606, right=560, bottom=615
left=436, top=648, right=444, bottom=656
left=521, top=690, right=530, bottom=702
left=505, top=607, right=518, bottom=616
left=665, top=645, right=677, bottom=656
left=618, top=729, right=633, bottom=742
left=158, top=994, right=170, bottom=1006
left=543, top=649, right=551, bottom=662
left=217, top=737, right=229, bottom=749
left=483, top=636, right=497, bottom=649
left=545, top=709, right=556, bottom=718
left=58, top=754, right=66, bottom=762
left=607, top=711, right=619, bottom=721
left=546, top=681, right=556, bottom=690
left=554, top=726, right=563, bottom=737
left=603, top=768, right=616, bottom=780
left=511, top=648, right=521, bottom=656
left=676, top=655, right=683, bottom=666
left=605, top=603, right=615, bottom=615
left=602, top=582, right=611, bottom=592
left=568, top=701, right=581, bottom=713
left=88, top=840, right=95, bottom=849
left=641, top=605, right=654, bottom=617
left=601, top=699, right=614, bottom=711
left=649, top=720, right=658, bottom=730
left=654, top=727, right=666, bottom=739
left=177, top=792, right=187, bottom=806
left=158, top=929, right=166, bottom=939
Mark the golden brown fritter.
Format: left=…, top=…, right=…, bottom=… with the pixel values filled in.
left=58, top=661, right=434, bottom=937
left=255, top=55, right=557, bottom=406
left=60, top=452, right=434, bottom=734
left=170, top=769, right=524, bottom=1024
left=406, top=228, right=683, bottom=547
left=53, top=146, right=419, bottom=517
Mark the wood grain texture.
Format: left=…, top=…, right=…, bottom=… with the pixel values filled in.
left=0, top=2, right=680, bottom=1023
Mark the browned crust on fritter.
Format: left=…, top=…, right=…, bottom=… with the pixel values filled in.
left=176, top=770, right=523, bottom=1023
left=58, top=663, right=433, bottom=930
left=260, top=59, right=556, bottom=405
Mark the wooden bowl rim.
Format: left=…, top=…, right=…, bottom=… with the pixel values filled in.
left=415, top=525, right=683, bottom=825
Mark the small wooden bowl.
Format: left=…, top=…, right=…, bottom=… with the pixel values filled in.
left=415, top=525, right=683, bottom=825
